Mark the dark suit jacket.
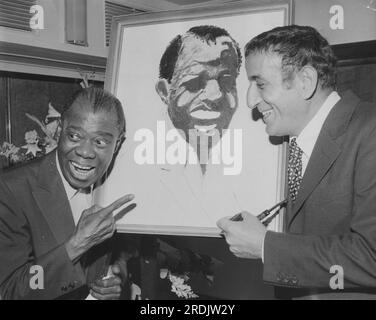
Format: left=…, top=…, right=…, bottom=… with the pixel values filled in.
left=263, top=91, right=376, bottom=299
left=0, top=151, right=108, bottom=299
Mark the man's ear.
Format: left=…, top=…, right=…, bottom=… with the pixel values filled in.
left=297, top=65, right=318, bottom=100
left=115, top=132, right=125, bottom=153
left=155, top=79, right=170, bottom=104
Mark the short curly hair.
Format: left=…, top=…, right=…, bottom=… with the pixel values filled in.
left=159, top=25, right=242, bottom=83
left=62, top=87, right=125, bottom=137
left=245, top=25, right=337, bottom=89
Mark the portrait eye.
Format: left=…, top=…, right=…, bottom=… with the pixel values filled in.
left=68, top=132, right=80, bottom=142
left=256, top=81, right=266, bottom=90
left=182, top=75, right=205, bottom=93
left=219, top=74, right=236, bottom=92
left=94, top=138, right=109, bottom=148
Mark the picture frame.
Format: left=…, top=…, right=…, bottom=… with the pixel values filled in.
left=98, top=0, right=292, bottom=237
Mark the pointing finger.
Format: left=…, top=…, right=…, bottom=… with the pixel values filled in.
left=216, top=216, right=232, bottom=231
left=114, top=203, right=137, bottom=222
left=239, top=211, right=251, bottom=220
left=103, top=194, right=135, bottom=215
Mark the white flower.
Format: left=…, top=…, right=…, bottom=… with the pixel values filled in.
left=24, top=130, right=39, bottom=144
left=0, top=142, right=19, bottom=158
left=45, top=103, right=61, bottom=121
left=22, top=143, right=41, bottom=157
left=168, top=273, right=198, bottom=299
left=10, top=154, right=21, bottom=162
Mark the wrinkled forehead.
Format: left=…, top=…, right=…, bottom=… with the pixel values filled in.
left=173, top=34, right=237, bottom=76
left=63, top=101, right=118, bottom=127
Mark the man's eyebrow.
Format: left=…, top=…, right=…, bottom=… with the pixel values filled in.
left=93, top=131, right=115, bottom=138
left=65, top=126, right=115, bottom=138
left=177, top=70, right=204, bottom=85
left=180, top=74, right=200, bottom=81
left=65, top=125, right=82, bottom=131
left=205, top=58, right=221, bottom=67
left=249, top=75, right=262, bottom=81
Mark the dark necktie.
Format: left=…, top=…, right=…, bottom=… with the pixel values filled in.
left=288, top=138, right=303, bottom=202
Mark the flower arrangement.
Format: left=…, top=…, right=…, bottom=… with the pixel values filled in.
left=124, top=236, right=223, bottom=300
left=167, top=273, right=198, bottom=299
left=158, top=238, right=223, bottom=299
left=0, top=103, right=61, bottom=165
left=0, top=70, right=92, bottom=167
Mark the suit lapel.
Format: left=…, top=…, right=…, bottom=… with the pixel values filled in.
left=288, top=91, right=360, bottom=228
left=32, top=151, right=75, bottom=245
left=288, top=130, right=341, bottom=227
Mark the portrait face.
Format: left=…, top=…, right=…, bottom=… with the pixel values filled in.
left=245, top=52, right=308, bottom=137
left=157, top=34, right=239, bottom=140
left=57, top=102, right=121, bottom=190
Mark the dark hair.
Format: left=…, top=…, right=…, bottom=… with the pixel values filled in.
left=62, top=87, right=125, bottom=137
left=244, top=25, right=337, bottom=89
left=159, top=25, right=242, bottom=83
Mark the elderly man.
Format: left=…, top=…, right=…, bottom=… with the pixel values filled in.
left=0, top=87, right=134, bottom=299
left=155, top=25, right=242, bottom=175
left=218, top=25, right=376, bottom=299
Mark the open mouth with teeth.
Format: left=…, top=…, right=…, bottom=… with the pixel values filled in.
left=190, top=110, right=221, bottom=120
left=262, top=109, right=273, bottom=121
left=69, top=161, right=96, bottom=180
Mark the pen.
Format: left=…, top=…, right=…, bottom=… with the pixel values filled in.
left=257, top=199, right=288, bottom=222
left=229, top=199, right=287, bottom=226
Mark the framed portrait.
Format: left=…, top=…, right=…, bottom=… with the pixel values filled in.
left=98, top=0, right=292, bottom=237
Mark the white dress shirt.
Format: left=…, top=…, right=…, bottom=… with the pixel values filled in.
left=56, top=154, right=92, bottom=225
left=295, top=91, right=341, bottom=175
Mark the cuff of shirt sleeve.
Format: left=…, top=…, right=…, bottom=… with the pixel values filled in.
left=261, top=231, right=267, bottom=263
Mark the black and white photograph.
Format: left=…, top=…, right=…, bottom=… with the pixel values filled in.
left=0, top=0, right=376, bottom=303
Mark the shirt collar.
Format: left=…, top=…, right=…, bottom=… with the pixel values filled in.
left=56, top=153, right=91, bottom=200
left=296, top=91, right=341, bottom=159
left=162, top=118, right=225, bottom=170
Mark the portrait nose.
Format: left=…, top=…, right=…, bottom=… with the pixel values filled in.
left=200, top=79, right=222, bottom=102
left=247, top=82, right=262, bottom=110
left=75, top=139, right=95, bottom=159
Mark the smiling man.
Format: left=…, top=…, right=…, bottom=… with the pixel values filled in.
left=218, top=25, right=376, bottom=299
left=0, top=87, right=134, bottom=299
left=156, top=25, right=241, bottom=174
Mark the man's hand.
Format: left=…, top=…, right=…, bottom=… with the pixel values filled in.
left=89, top=264, right=123, bottom=300
left=217, top=211, right=267, bottom=259
left=65, top=194, right=135, bottom=262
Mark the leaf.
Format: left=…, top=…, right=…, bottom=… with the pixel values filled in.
left=45, top=103, right=61, bottom=120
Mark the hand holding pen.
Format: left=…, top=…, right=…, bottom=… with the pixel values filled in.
left=229, top=199, right=287, bottom=226
left=217, top=199, right=288, bottom=259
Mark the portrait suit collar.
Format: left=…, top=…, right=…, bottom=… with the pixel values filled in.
left=157, top=130, right=237, bottom=226
left=32, top=149, right=75, bottom=245
left=158, top=156, right=243, bottom=227
left=159, top=161, right=212, bottom=224
left=288, top=91, right=361, bottom=228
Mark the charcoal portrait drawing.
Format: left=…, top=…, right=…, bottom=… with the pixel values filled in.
left=155, top=25, right=242, bottom=175
left=101, top=6, right=289, bottom=235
